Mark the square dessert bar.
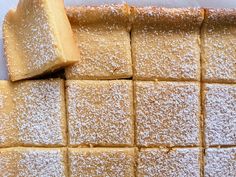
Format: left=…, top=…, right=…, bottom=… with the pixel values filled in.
left=68, top=148, right=136, bottom=177
left=0, top=148, right=67, bottom=176
left=137, top=148, right=200, bottom=177
left=131, top=7, right=204, bottom=81
left=205, top=148, right=236, bottom=177
left=66, top=80, right=134, bottom=146
left=135, top=81, right=200, bottom=147
left=202, top=9, right=236, bottom=83
left=3, top=0, right=79, bottom=81
left=0, top=79, right=66, bottom=147
left=203, top=84, right=236, bottom=146
left=65, top=4, right=132, bottom=80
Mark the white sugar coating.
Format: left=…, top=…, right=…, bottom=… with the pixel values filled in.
left=65, top=5, right=132, bottom=79
left=137, top=148, right=200, bottom=177
left=0, top=148, right=66, bottom=177
left=66, top=80, right=134, bottom=146
left=132, top=8, right=203, bottom=81
left=202, top=9, right=236, bottom=83
left=69, top=148, right=135, bottom=177
left=204, top=84, right=236, bottom=146
left=205, top=148, right=236, bottom=177
left=18, top=149, right=66, bottom=177
left=3, top=0, right=58, bottom=77
left=13, top=80, right=65, bottom=146
left=136, top=81, right=200, bottom=147
left=18, top=4, right=57, bottom=71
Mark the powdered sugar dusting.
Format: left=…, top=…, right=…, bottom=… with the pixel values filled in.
left=67, top=80, right=133, bottom=146
left=138, top=148, right=200, bottom=177
left=205, top=148, right=236, bottom=177
left=132, top=8, right=203, bottom=81
left=3, top=0, right=59, bottom=79
left=202, top=9, right=236, bottom=82
left=136, top=81, right=200, bottom=147
left=204, top=84, right=236, bottom=146
left=0, top=80, right=65, bottom=146
left=18, top=149, right=66, bottom=177
left=13, top=80, right=65, bottom=146
left=65, top=5, right=132, bottom=79
left=0, top=148, right=66, bottom=177
left=69, top=148, right=135, bottom=177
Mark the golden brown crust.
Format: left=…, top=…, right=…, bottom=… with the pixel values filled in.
left=66, top=4, right=130, bottom=25
left=131, top=7, right=204, bottom=28
left=204, top=8, right=236, bottom=25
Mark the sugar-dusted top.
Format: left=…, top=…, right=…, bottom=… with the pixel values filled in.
left=3, top=0, right=58, bottom=79
left=69, top=148, right=135, bottom=177
left=0, top=79, right=66, bottom=147
left=202, top=9, right=236, bottom=83
left=66, top=80, right=134, bottom=146
left=205, top=148, right=236, bottom=177
left=138, top=148, right=200, bottom=177
left=13, top=80, right=66, bottom=146
left=136, top=81, right=200, bottom=147
left=203, top=84, right=236, bottom=146
left=66, top=4, right=130, bottom=25
left=131, top=7, right=204, bottom=28
left=0, top=148, right=66, bottom=177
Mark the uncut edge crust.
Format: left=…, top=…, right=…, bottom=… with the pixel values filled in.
left=66, top=3, right=130, bottom=25
left=130, top=7, right=204, bottom=81
left=65, top=4, right=132, bottom=80
left=3, top=0, right=79, bottom=82
left=201, top=8, right=236, bottom=83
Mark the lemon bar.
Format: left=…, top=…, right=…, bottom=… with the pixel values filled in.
left=137, top=148, right=200, bottom=177
left=66, top=80, right=134, bottom=146
left=3, top=0, right=79, bottom=81
left=203, top=84, right=236, bottom=146
left=0, top=79, right=66, bottom=147
left=202, top=9, right=236, bottom=83
left=68, top=148, right=135, bottom=177
left=65, top=4, right=132, bottom=80
left=131, top=8, right=203, bottom=81
left=135, top=81, right=200, bottom=147
left=0, top=148, right=67, bottom=176
left=205, top=148, right=236, bottom=177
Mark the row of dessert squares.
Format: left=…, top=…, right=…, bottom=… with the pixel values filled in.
left=0, top=147, right=235, bottom=176
left=0, top=79, right=235, bottom=147
left=4, top=1, right=236, bottom=83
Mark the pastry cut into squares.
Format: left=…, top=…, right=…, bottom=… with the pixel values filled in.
left=68, top=148, right=135, bottom=177
left=131, top=7, right=203, bottom=81
left=66, top=80, right=134, bottom=146
left=205, top=148, right=236, bottom=177
left=203, top=84, right=236, bottom=146
left=0, top=148, right=67, bottom=177
left=135, top=81, right=200, bottom=147
left=137, top=148, right=200, bottom=177
left=0, top=79, right=66, bottom=147
left=65, top=4, right=132, bottom=79
left=202, top=9, right=236, bottom=83
left=3, top=0, right=79, bottom=81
